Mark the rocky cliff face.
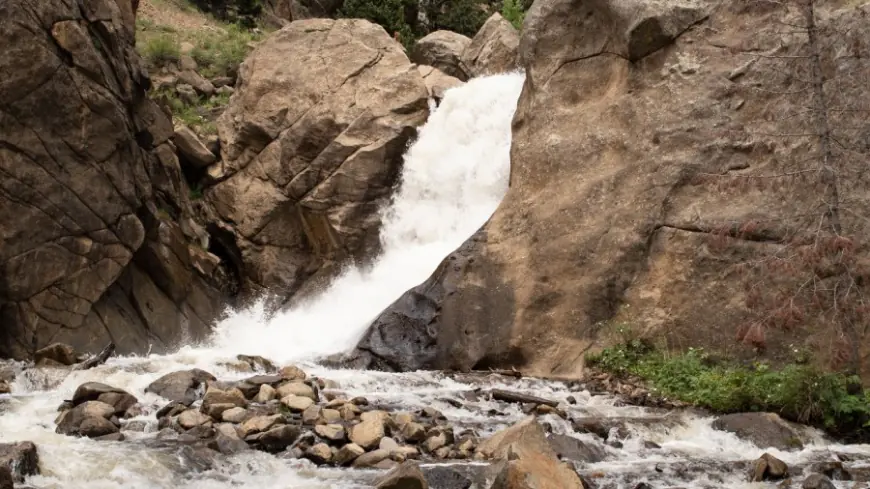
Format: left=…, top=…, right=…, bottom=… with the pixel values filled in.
left=207, top=19, right=430, bottom=298
left=0, top=0, right=227, bottom=358
left=348, top=0, right=870, bottom=378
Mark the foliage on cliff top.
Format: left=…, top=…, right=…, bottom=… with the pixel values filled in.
left=586, top=339, right=870, bottom=442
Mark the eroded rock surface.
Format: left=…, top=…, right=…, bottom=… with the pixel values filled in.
left=209, top=18, right=429, bottom=298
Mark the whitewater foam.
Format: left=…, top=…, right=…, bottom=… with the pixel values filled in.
left=201, top=71, right=527, bottom=364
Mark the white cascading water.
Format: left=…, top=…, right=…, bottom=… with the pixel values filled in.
left=202, top=71, right=525, bottom=363
left=1, top=72, right=869, bottom=489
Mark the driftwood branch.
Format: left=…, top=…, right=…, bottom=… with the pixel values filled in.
left=72, top=343, right=115, bottom=371
left=490, top=389, right=559, bottom=407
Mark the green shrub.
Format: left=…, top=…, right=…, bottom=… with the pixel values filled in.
left=190, top=24, right=259, bottom=78
left=339, top=0, right=418, bottom=48
left=501, top=0, right=525, bottom=30
left=587, top=342, right=870, bottom=440
left=142, top=34, right=181, bottom=66
left=422, top=0, right=489, bottom=38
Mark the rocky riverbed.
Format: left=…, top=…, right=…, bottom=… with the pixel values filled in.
left=0, top=345, right=869, bottom=489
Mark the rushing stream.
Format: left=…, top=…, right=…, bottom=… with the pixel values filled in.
left=1, top=72, right=869, bottom=488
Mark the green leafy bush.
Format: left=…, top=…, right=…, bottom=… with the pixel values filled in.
left=501, top=0, right=525, bottom=30
left=339, top=0, right=418, bottom=47
left=190, top=24, right=259, bottom=78
left=421, top=0, right=489, bottom=38
left=587, top=342, right=870, bottom=441
left=142, top=33, right=181, bottom=66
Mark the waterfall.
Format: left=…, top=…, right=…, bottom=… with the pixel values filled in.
left=202, top=72, right=527, bottom=364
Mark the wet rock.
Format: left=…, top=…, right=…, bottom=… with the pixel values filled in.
left=173, top=126, right=216, bottom=168
left=750, top=453, right=789, bottom=482
left=72, top=383, right=139, bottom=416
left=281, top=395, right=315, bottom=412
left=56, top=401, right=117, bottom=436
left=237, top=355, right=277, bottom=372
left=259, top=425, right=302, bottom=452
left=547, top=433, right=605, bottom=463
left=393, top=412, right=415, bottom=428
left=353, top=448, right=392, bottom=468
left=809, top=461, right=852, bottom=481
left=201, top=387, right=247, bottom=415
left=280, top=366, right=307, bottom=381
left=203, top=403, right=237, bottom=420
left=339, top=403, right=361, bottom=421
left=335, top=443, right=365, bottom=466
left=210, top=424, right=249, bottom=455
left=239, top=414, right=284, bottom=438
left=422, top=466, right=474, bottom=489
left=178, top=410, right=212, bottom=430
left=380, top=437, right=400, bottom=451
left=79, top=416, right=120, bottom=438
left=351, top=397, right=370, bottom=406
left=803, top=474, right=836, bottom=489
left=479, top=417, right=585, bottom=489
left=350, top=416, right=386, bottom=449
left=221, top=407, right=248, bottom=423
left=34, top=343, right=80, bottom=366
left=255, top=384, right=277, bottom=403
left=376, top=461, right=428, bottom=489
left=424, top=433, right=449, bottom=452
left=302, top=405, right=322, bottom=425
left=401, top=422, right=427, bottom=443
left=712, top=413, right=804, bottom=451
left=305, top=443, right=333, bottom=464
left=146, top=369, right=216, bottom=405
left=315, top=424, right=346, bottom=443
left=0, top=381, right=9, bottom=395
left=157, top=401, right=187, bottom=419
left=277, top=382, right=316, bottom=401
left=123, top=420, right=148, bottom=432
left=0, top=442, right=39, bottom=482
left=0, top=466, right=11, bottom=489
left=491, top=389, right=558, bottom=408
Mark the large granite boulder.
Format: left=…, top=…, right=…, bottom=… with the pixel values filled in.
left=208, top=18, right=429, bottom=297
left=0, top=0, right=227, bottom=359
left=345, top=0, right=870, bottom=378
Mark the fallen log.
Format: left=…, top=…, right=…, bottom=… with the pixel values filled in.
left=490, top=389, right=559, bottom=407
left=72, top=343, right=115, bottom=371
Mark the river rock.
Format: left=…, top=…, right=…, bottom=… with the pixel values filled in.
left=146, top=369, right=216, bottom=406
left=280, top=366, right=307, bottom=381
left=376, top=461, right=429, bottom=489
left=349, top=417, right=386, bottom=449
left=546, top=433, right=606, bottom=463
left=339, top=403, right=361, bottom=421
left=157, top=401, right=188, bottom=419
left=255, top=384, right=278, bottom=403
left=0, top=0, right=225, bottom=362
left=400, top=422, right=427, bottom=443
left=0, top=442, right=39, bottom=482
left=305, top=442, right=333, bottom=464
left=750, top=453, right=789, bottom=482
left=210, top=18, right=429, bottom=297
left=803, top=474, right=836, bottom=489
left=201, top=387, right=247, bottom=415
left=411, top=31, right=471, bottom=80
left=239, top=414, right=284, bottom=438
left=221, top=407, right=248, bottom=423
left=352, top=448, right=392, bottom=468
left=281, top=395, right=315, bottom=412
left=210, top=423, right=249, bottom=455
left=178, top=409, right=212, bottom=430
left=315, top=424, right=346, bottom=443
left=259, top=425, right=302, bottom=452
left=173, top=126, right=216, bottom=168
left=459, top=13, right=519, bottom=78
left=71, top=383, right=138, bottom=416
left=479, top=417, right=585, bottom=489
left=335, top=443, right=365, bottom=466
left=34, top=343, right=80, bottom=366
left=276, top=382, right=316, bottom=401
left=56, top=401, right=117, bottom=436
left=79, top=416, right=120, bottom=438
left=712, top=413, right=804, bottom=451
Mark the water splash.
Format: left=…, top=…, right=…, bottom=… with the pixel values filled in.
left=202, top=71, right=526, bottom=364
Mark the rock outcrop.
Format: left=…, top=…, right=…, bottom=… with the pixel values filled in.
left=459, top=13, right=520, bottom=78
left=208, top=19, right=429, bottom=297
left=712, top=413, right=804, bottom=451
left=412, top=31, right=472, bottom=81
left=0, top=0, right=227, bottom=359
left=347, top=0, right=870, bottom=377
